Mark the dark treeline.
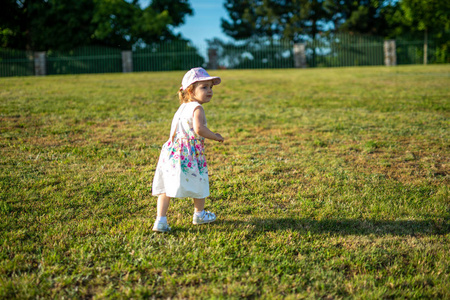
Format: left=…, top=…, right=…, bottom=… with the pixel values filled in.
left=217, top=0, right=449, bottom=62
left=1, top=0, right=448, bottom=62
left=220, top=0, right=449, bottom=42
left=0, top=0, right=193, bottom=51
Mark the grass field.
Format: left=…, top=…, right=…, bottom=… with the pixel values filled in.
left=1, top=65, right=449, bottom=299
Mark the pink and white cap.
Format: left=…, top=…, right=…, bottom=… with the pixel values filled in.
left=180, top=67, right=221, bottom=91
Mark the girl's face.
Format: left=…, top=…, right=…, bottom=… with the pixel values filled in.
left=191, top=80, right=214, bottom=104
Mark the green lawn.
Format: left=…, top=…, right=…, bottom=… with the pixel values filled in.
left=1, top=65, right=449, bottom=299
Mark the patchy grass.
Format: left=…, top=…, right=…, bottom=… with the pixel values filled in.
left=1, top=65, right=449, bottom=299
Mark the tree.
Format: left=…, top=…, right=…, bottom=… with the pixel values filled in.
left=399, top=0, right=450, bottom=63
left=323, top=0, right=400, bottom=36
left=219, top=0, right=449, bottom=64
left=91, top=0, right=172, bottom=49
left=221, top=0, right=332, bottom=42
left=150, top=0, right=192, bottom=27
left=0, top=0, right=193, bottom=51
left=221, top=0, right=407, bottom=41
left=39, top=0, right=97, bottom=51
left=0, top=0, right=26, bottom=49
left=399, top=0, right=450, bottom=34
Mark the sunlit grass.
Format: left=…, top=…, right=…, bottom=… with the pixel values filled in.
left=1, top=65, right=449, bottom=298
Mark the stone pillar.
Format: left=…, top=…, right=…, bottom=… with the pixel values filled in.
left=122, top=51, right=133, bottom=73
left=207, top=48, right=218, bottom=70
left=384, top=40, right=397, bottom=66
left=34, top=52, right=47, bottom=76
left=293, top=43, right=307, bottom=68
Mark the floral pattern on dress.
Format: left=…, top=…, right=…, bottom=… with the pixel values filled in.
left=162, top=128, right=208, bottom=177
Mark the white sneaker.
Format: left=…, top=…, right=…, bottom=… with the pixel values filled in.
left=152, top=221, right=171, bottom=233
left=193, top=211, right=216, bottom=225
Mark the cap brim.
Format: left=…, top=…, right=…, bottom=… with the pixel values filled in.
left=196, top=76, right=221, bottom=86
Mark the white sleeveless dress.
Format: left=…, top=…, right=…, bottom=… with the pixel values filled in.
left=152, top=102, right=209, bottom=198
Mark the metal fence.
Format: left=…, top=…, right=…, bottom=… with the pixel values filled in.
left=133, top=41, right=204, bottom=72
left=396, top=38, right=436, bottom=65
left=211, top=39, right=294, bottom=69
left=46, top=46, right=122, bottom=75
left=0, top=34, right=441, bottom=77
left=0, top=48, right=34, bottom=77
left=305, top=34, right=385, bottom=67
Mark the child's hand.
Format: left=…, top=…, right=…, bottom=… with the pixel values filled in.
left=215, top=133, right=224, bottom=143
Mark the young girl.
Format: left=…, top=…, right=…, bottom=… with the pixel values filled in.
left=152, top=67, right=224, bottom=232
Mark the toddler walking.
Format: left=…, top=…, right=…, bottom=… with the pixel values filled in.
left=152, top=67, right=224, bottom=232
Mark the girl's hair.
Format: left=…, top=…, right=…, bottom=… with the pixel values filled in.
left=177, top=83, right=196, bottom=104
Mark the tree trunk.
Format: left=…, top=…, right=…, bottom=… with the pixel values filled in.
left=423, top=29, right=428, bottom=65
left=311, top=19, right=317, bottom=67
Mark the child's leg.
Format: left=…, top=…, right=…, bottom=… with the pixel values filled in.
left=193, top=198, right=205, bottom=213
left=193, top=198, right=216, bottom=225
left=157, top=193, right=171, bottom=217
left=153, top=194, right=171, bottom=232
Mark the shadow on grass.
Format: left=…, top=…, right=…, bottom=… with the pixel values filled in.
left=217, top=217, right=450, bottom=236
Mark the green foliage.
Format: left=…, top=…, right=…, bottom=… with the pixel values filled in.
left=150, top=0, right=193, bottom=27
left=91, top=0, right=177, bottom=49
left=221, top=0, right=396, bottom=42
left=400, top=0, right=450, bottom=32
left=222, top=0, right=333, bottom=42
left=0, top=0, right=193, bottom=51
left=221, top=0, right=450, bottom=63
left=0, top=66, right=449, bottom=298
left=397, top=0, right=450, bottom=63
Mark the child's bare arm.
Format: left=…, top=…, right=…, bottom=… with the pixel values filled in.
left=193, top=107, right=224, bottom=142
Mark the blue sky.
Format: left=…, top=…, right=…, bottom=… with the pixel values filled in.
left=139, top=0, right=231, bottom=51
left=174, top=0, right=231, bottom=48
